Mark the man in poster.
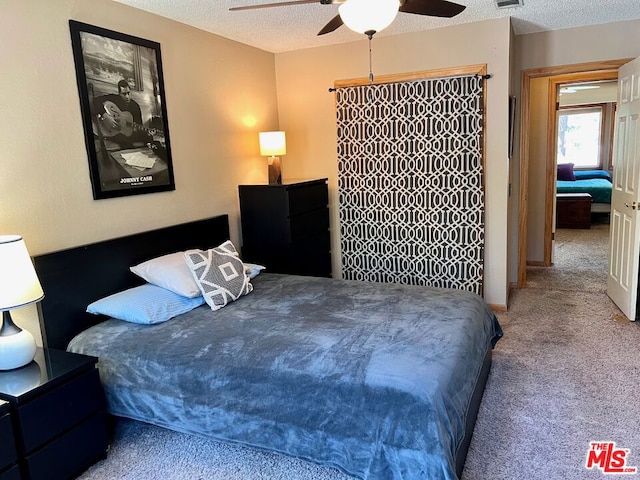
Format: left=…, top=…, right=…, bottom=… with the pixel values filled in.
left=90, top=78, right=169, bottom=192
left=93, top=79, right=152, bottom=150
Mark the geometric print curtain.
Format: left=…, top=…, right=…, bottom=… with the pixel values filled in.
left=336, top=75, right=485, bottom=295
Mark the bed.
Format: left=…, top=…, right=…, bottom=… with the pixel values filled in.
left=32, top=215, right=502, bottom=480
left=556, top=168, right=613, bottom=213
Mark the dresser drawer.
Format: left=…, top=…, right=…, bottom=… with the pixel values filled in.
left=289, top=207, right=330, bottom=242
left=0, top=411, right=17, bottom=473
left=287, top=182, right=328, bottom=216
left=23, top=411, right=108, bottom=480
left=290, top=251, right=332, bottom=277
left=291, top=229, right=330, bottom=253
left=16, top=368, right=104, bottom=453
left=0, top=465, right=20, bottom=480
left=290, top=233, right=331, bottom=277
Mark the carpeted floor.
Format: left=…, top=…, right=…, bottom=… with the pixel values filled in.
left=525, top=222, right=610, bottom=294
left=80, top=223, right=640, bottom=480
left=462, top=223, right=640, bottom=480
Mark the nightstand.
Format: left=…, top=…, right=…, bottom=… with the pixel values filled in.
left=239, top=179, right=331, bottom=277
left=0, top=348, right=108, bottom=480
left=0, top=400, right=19, bottom=480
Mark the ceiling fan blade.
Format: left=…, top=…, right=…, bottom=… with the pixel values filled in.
left=399, top=0, right=466, bottom=18
left=317, top=14, right=344, bottom=35
left=229, top=0, right=318, bottom=12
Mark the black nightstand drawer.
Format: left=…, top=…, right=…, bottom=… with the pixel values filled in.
left=23, top=411, right=108, bottom=480
left=17, top=368, right=104, bottom=453
left=287, top=182, right=328, bottom=216
left=0, top=410, right=17, bottom=473
left=0, top=465, right=20, bottom=480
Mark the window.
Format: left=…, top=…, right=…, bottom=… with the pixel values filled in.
left=557, top=106, right=603, bottom=169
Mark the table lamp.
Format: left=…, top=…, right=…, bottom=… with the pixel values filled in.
left=259, top=131, right=286, bottom=185
left=0, top=235, right=43, bottom=370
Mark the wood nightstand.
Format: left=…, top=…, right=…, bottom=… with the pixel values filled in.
left=239, top=179, right=331, bottom=277
left=0, top=400, right=19, bottom=480
left=0, top=348, right=108, bottom=480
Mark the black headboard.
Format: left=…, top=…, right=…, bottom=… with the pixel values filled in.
left=33, top=215, right=230, bottom=351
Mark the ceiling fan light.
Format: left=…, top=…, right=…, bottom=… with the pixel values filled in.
left=338, top=0, right=400, bottom=35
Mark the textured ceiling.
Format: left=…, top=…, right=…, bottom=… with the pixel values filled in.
left=113, top=0, right=640, bottom=53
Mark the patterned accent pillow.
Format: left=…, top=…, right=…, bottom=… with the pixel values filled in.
left=184, top=241, right=253, bottom=311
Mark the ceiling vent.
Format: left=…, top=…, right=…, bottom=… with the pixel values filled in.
left=495, top=0, right=524, bottom=9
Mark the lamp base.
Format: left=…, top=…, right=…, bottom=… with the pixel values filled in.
left=0, top=311, right=37, bottom=370
left=268, top=156, right=282, bottom=185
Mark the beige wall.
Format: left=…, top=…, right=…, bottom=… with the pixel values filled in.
left=515, top=20, right=640, bottom=72
left=275, top=17, right=512, bottom=308
left=511, top=20, right=640, bottom=273
left=1, top=0, right=279, bottom=343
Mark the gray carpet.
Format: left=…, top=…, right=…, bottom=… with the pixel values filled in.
left=80, top=224, right=640, bottom=480
left=526, top=223, right=609, bottom=293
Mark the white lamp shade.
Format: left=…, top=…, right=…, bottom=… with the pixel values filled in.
left=339, top=0, right=400, bottom=35
left=259, top=131, right=287, bottom=157
left=0, top=235, right=44, bottom=311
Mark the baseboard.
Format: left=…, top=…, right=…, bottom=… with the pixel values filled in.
left=488, top=303, right=508, bottom=312
left=526, top=261, right=546, bottom=267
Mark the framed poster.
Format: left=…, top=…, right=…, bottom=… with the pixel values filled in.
left=69, top=20, right=175, bottom=199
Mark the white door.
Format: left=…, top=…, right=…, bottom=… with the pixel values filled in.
left=607, top=56, right=640, bottom=321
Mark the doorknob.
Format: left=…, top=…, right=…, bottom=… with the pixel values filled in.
left=624, top=202, right=638, bottom=210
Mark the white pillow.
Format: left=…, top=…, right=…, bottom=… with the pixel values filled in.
left=244, top=263, right=266, bottom=279
left=130, top=252, right=201, bottom=298
left=87, top=284, right=205, bottom=325
left=184, top=240, right=253, bottom=311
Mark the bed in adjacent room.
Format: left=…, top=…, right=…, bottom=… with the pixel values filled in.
left=556, top=166, right=613, bottom=213
left=33, top=215, right=502, bottom=480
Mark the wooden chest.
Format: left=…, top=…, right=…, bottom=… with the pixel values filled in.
left=556, top=193, right=592, bottom=229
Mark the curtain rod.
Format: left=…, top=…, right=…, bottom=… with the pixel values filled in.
left=328, top=73, right=492, bottom=92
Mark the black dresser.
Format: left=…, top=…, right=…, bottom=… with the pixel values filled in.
left=239, top=179, right=331, bottom=277
left=0, top=348, right=108, bottom=480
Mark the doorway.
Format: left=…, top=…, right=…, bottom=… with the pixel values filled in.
left=517, top=59, right=631, bottom=288
left=548, top=77, right=617, bottom=264
left=551, top=79, right=617, bottom=264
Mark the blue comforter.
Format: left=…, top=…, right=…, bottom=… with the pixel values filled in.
left=557, top=170, right=612, bottom=204
left=69, top=273, right=502, bottom=479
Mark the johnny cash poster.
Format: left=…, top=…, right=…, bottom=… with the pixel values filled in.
left=69, top=20, right=175, bottom=199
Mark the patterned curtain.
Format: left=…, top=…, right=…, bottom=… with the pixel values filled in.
left=336, top=75, right=485, bottom=295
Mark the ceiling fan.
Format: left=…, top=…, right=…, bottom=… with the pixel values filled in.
left=229, top=0, right=466, bottom=36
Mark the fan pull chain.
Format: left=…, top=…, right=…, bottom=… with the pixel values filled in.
left=367, top=32, right=374, bottom=83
